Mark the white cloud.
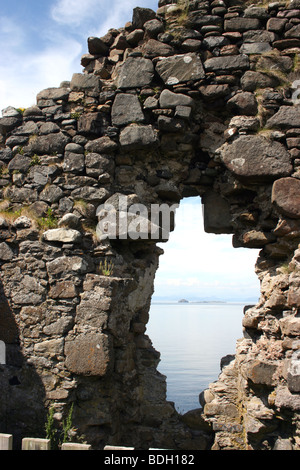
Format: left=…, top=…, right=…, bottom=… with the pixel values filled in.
left=0, top=38, right=82, bottom=111
left=153, top=198, right=260, bottom=301
left=51, top=0, right=102, bottom=26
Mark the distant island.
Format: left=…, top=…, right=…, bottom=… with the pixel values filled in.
left=177, top=299, right=227, bottom=304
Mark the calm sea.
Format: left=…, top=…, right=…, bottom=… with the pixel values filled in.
left=146, top=302, right=248, bottom=414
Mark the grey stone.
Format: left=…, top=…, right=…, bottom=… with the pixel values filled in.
left=275, top=385, right=300, bottom=411
left=227, top=92, right=258, bottom=116
left=1, top=106, right=20, bottom=118
left=243, top=30, right=276, bottom=43
left=287, top=350, right=300, bottom=393
left=14, top=121, right=39, bottom=135
left=65, top=143, right=84, bottom=154
left=36, top=87, right=69, bottom=102
left=70, top=73, right=101, bottom=92
left=117, top=57, right=154, bottom=89
left=266, top=106, right=300, bottom=129
left=63, top=152, right=85, bottom=173
left=204, top=54, right=250, bottom=73
left=202, top=36, right=229, bottom=50
left=85, top=153, right=114, bottom=177
left=273, top=439, right=293, bottom=451
left=241, top=70, right=280, bottom=91
left=87, top=37, right=109, bottom=56
left=220, top=135, right=292, bottom=183
left=156, top=53, right=205, bottom=85
left=244, top=6, right=269, bottom=19
left=25, top=132, right=70, bottom=155
left=71, top=186, right=109, bottom=203
left=0, top=116, right=22, bottom=133
left=240, top=42, right=272, bottom=54
left=13, top=216, right=32, bottom=229
left=159, top=89, right=194, bottom=109
left=8, top=154, right=32, bottom=173
left=39, top=122, right=60, bottom=135
left=144, top=19, right=164, bottom=38
left=77, top=112, right=108, bottom=136
left=157, top=116, right=185, bottom=133
left=65, top=332, right=112, bottom=376
left=272, top=177, right=300, bottom=219
left=202, top=191, right=233, bottom=234
left=40, top=185, right=64, bottom=203
left=0, top=242, right=14, bottom=260
left=119, top=125, right=158, bottom=149
left=112, top=93, right=145, bottom=126
left=58, top=213, right=80, bottom=229
left=224, top=18, right=261, bottom=32
left=85, top=136, right=118, bottom=154
left=132, top=7, right=156, bottom=29
left=142, top=39, right=174, bottom=59
left=42, top=228, right=82, bottom=243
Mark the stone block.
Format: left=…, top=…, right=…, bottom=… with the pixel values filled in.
left=202, top=191, right=233, bottom=234
left=287, top=350, right=300, bottom=393
left=65, top=332, right=113, bottom=376
left=22, top=438, right=51, bottom=450
left=117, top=57, right=154, bottom=89
left=156, top=53, right=205, bottom=85
left=159, top=89, right=194, bottom=109
left=0, top=434, right=13, bottom=450
left=266, top=106, right=300, bottom=129
left=42, top=228, right=82, bottom=244
left=272, top=178, right=300, bottom=219
left=120, top=125, right=158, bottom=150
left=61, top=443, right=92, bottom=450
left=111, top=93, right=144, bottom=127
left=104, top=445, right=134, bottom=450
left=220, top=135, right=292, bottom=183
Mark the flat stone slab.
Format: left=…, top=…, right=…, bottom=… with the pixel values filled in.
left=42, top=228, right=82, bottom=243
left=117, top=57, right=154, bottom=89
left=272, top=177, right=300, bottom=218
left=62, top=443, right=92, bottom=450
left=220, top=135, right=292, bottom=183
left=112, top=93, right=145, bottom=126
left=22, top=438, right=51, bottom=450
left=0, top=434, right=12, bottom=450
left=204, top=54, right=249, bottom=73
left=155, top=53, right=205, bottom=85
left=119, top=125, right=158, bottom=150
left=266, top=105, right=300, bottom=129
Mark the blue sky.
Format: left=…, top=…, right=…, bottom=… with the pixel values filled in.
left=0, top=0, right=261, bottom=301
left=0, top=0, right=158, bottom=109
left=153, top=198, right=260, bottom=302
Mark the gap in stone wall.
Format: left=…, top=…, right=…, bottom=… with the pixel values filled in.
left=147, top=196, right=260, bottom=414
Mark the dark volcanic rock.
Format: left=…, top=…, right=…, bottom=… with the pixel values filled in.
left=220, top=135, right=292, bottom=183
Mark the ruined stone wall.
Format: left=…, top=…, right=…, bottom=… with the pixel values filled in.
left=0, top=0, right=300, bottom=450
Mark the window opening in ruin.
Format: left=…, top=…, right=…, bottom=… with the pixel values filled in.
left=147, top=196, right=260, bottom=414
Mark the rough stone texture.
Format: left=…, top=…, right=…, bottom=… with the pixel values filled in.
left=220, top=136, right=292, bottom=183
left=272, top=178, right=300, bottom=219
left=1, top=0, right=300, bottom=453
left=156, top=53, right=205, bottom=85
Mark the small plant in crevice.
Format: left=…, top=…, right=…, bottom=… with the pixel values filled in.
left=30, top=154, right=41, bottom=167
left=98, top=258, right=114, bottom=276
left=45, top=403, right=85, bottom=449
left=37, top=208, right=58, bottom=230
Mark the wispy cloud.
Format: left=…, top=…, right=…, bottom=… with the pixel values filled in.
left=51, top=0, right=102, bottom=26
